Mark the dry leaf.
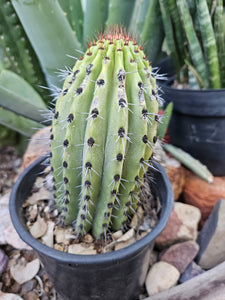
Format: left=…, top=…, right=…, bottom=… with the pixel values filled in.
left=10, top=258, right=40, bottom=284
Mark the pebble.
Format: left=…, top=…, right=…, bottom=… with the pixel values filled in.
left=160, top=241, right=199, bottom=273
left=41, top=221, right=55, bottom=248
left=114, top=237, right=136, bottom=251
left=29, top=216, right=47, bottom=239
left=179, top=261, right=205, bottom=283
left=10, top=258, right=40, bottom=284
left=183, top=169, right=225, bottom=226
left=9, top=281, right=21, bottom=294
left=0, top=291, right=23, bottom=299
left=83, top=234, right=94, bottom=244
left=117, top=228, right=134, bottom=242
left=156, top=202, right=201, bottom=248
left=54, top=227, right=73, bottom=244
left=145, top=261, right=180, bottom=296
left=21, top=279, right=37, bottom=295
left=196, top=198, right=225, bottom=269
left=68, top=244, right=97, bottom=255
left=112, top=230, right=123, bottom=240
left=0, top=248, right=8, bottom=276
left=23, top=290, right=39, bottom=300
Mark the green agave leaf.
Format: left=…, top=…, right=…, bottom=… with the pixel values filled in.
left=0, top=107, right=43, bottom=137
left=140, top=0, right=164, bottom=63
left=129, top=0, right=150, bottom=39
left=0, top=69, right=47, bottom=123
left=157, top=102, right=173, bottom=139
left=83, top=0, right=109, bottom=44
left=163, top=143, right=214, bottom=183
left=0, top=0, right=48, bottom=101
left=58, top=0, right=84, bottom=44
left=12, top=0, right=82, bottom=87
left=159, top=0, right=182, bottom=78
left=106, top=0, right=135, bottom=30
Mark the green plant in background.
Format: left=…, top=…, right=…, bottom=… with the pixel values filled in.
left=157, top=102, right=214, bottom=183
left=51, top=30, right=159, bottom=238
left=159, top=0, right=225, bottom=89
left=0, top=0, right=166, bottom=142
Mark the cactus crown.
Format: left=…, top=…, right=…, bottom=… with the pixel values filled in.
left=50, top=28, right=159, bottom=239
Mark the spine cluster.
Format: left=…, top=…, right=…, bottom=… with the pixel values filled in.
left=50, top=32, right=160, bottom=239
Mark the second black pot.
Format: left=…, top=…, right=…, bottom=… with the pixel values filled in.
left=158, top=59, right=225, bottom=176
left=10, top=156, right=173, bottom=300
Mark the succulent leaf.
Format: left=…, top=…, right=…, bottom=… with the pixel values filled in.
left=12, top=0, right=82, bottom=87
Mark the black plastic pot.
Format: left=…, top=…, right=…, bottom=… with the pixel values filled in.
left=10, top=156, right=173, bottom=300
left=158, top=58, right=225, bottom=176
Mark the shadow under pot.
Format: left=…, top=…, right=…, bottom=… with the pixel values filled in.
left=9, top=155, right=173, bottom=300
left=160, top=77, right=225, bottom=176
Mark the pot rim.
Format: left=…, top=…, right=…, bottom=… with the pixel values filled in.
left=10, top=155, right=173, bottom=265
left=162, top=77, right=225, bottom=93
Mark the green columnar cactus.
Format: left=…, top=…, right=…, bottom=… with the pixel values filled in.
left=50, top=29, right=159, bottom=239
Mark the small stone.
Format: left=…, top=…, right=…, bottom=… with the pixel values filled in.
left=179, top=261, right=205, bottom=283
left=2, top=271, right=12, bottom=287
left=145, top=261, right=180, bottom=296
left=54, top=244, right=64, bottom=252
left=68, top=244, right=97, bottom=255
left=23, top=290, right=39, bottom=300
left=130, top=214, right=138, bottom=229
left=29, top=205, right=38, bottom=220
left=0, top=248, right=8, bottom=276
left=42, top=221, right=55, bottom=247
left=29, top=216, right=48, bottom=238
left=183, top=169, right=225, bottom=226
left=25, top=186, right=52, bottom=206
left=196, top=198, right=225, bottom=269
left=9, top=281, right=21, bottom=294
left=54, top=227, right=73, bottom=244
left=21, top=279, right=37, bottom=295
left=0, top=291, right=23, bottom=299
left=112, top=230, right=123, bottom=240
left=117, top=228, right=134, bottom=242
left=114, top=237, right=136, bottom=251
left=83, top=234, right=94, bottom=244
left=137, top=229, right=151, bottom=241
left=155, top=202, right=201, bottom=248
left=160, top=241, right=199, bottom=273
left=10, top=258, right=40, bottom=284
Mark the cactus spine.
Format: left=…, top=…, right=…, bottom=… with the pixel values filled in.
left=50, top=29, right=159, bottom=239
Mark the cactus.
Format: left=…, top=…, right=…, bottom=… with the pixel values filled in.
left=50, top=29, right=160, bottom=239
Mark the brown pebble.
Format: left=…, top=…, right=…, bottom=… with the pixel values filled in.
left=21, top=279, right=37, bottom=295
left=8, top=281, right=21, bottom=294
left=24, top=291, right=39, bottom=300
left=1, top=272, right=11, bottom=287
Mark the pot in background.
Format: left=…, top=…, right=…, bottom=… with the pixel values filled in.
left=10, top=156, right=173, bottom=300
left=158, top=57, right=225, bottom=176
